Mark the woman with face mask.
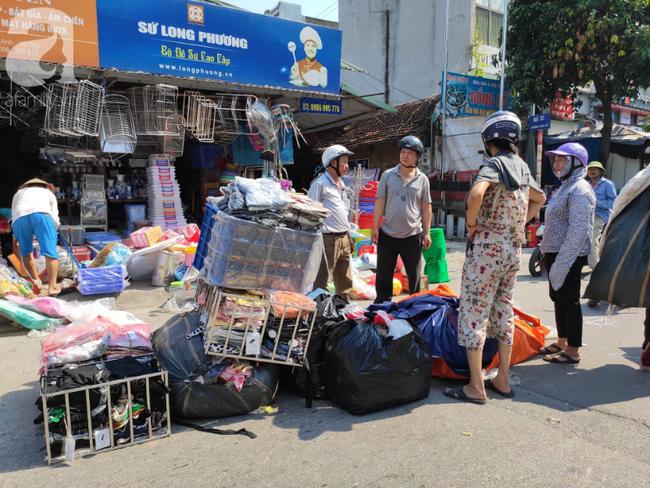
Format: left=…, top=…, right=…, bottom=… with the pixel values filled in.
left=539, top=143, right=596, bottom=364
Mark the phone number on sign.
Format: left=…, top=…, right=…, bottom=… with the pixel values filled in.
left=302, top=102, right=340, bottom=113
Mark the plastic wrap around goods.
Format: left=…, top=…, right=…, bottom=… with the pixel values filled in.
left=152, top=312, right=279, bottom=419
left=0, top=299, right=66, bottom=330
left=202, top=212, right=323, bottom=294
left=78, top=265, right=128, bottom=295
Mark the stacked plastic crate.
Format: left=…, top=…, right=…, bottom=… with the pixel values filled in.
left=146, top=154, right=187, bottom=230
left=357, top=181, right=379, bottom=230
left=194, top=207, right=324, bottom=372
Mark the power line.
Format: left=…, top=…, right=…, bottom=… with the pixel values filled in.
left=315, top=1, right=337, bottom=19
left=362, top=71, right=428, bottom=103
left=320, top=4, right=338, bottom=19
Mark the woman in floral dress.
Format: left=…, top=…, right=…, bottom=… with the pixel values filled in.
left=444, top=111, right=546, bottom=404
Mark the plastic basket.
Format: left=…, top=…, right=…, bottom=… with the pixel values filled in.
left=193, top=202, right=218, bottom=271
left=202, top=212, right=322, bottom=293
left=130, top=226, right=163, bottom=248
left=85, top=231, right=122, bottom=249
left=78, top=265, right=128, bottom=295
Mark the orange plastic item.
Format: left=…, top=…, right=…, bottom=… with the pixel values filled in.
left=269, top=291, right=317, bottom=319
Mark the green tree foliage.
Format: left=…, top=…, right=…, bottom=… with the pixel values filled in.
left=506, top=0, right=650, bottom=162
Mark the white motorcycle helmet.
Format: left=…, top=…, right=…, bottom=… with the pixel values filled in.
left=322, top=144, right=353, bottom=176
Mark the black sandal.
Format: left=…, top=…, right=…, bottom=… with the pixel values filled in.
left=543, top=352, right=580, bottom=364
left=539, top=344, right=563, bottom=355
left=485, top=380, right=515, bottom=398
left=443, top=387, right=486, bottom=405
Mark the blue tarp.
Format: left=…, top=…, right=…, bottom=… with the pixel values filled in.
left=368, top=294, right=498, bottom=376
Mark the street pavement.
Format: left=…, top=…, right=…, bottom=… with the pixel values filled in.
left=0, top=244, right=648, bottom=487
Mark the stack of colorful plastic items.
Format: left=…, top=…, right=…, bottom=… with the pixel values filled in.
left=357, top=181, right=379, bottom=230
left=146, top=154, right=187, bottom=230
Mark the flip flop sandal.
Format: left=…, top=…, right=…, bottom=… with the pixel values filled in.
left=485, top=380, right=515, bottom=398
left=539, top=344, right=563, bottom=355
left=443, top=387, right=486, bottom=405
left=543, top=352, right=580, bottom=364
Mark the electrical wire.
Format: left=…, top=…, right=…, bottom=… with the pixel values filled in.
left=315, top=1, right=337, bottom=19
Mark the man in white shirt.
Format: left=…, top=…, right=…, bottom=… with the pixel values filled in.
left=308, top=145, right=354, bottom=298
left=11, top=178, right=61, bottom=295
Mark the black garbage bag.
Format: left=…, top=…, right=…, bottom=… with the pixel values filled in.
left=324, top=320, right=431, bottom=415
left=287, top=294, right=348, bottom=400
left=152, top=313, right=279, bottom=419
left=584, top=187, right=650, bottom=308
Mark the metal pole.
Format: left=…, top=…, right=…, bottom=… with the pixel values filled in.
left=441, top=0, right=450, bottom=173
left=499, top=0, right=509, bottom=110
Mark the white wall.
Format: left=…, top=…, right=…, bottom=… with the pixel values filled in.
left=339, top=0, right=474, bottom=105
left=608, top=153, right=642, bottom=191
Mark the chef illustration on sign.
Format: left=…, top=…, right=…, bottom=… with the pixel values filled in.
left=289, top=26, right=328, bottom=88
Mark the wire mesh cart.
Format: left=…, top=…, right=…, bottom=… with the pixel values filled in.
left=200, top=284, right=317, bottom=368
left=39, top=362, right=171, bottom=464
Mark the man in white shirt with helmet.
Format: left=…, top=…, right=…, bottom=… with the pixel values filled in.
left=308, top=145, right=354, bottom=298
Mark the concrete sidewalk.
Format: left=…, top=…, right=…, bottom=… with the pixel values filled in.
left=0, top=247, right=648, bottom=487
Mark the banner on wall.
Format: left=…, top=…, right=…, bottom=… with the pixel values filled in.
left=0, top=0, right=99, bottom=85
left=444, top=71, right=508, bottom=117
left=95, top=0, right=342, bottom=95
left=550, top=93, right=575, bottom=120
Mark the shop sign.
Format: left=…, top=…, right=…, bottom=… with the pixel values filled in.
left=550, top=93, right=575, bottom=120
left=0, top=0, right=100, bottom=86
left=298, top=97, right=342, bottom=115
left=471, top=45, right=500, bottom=76
left=444, top=71, right=507, bottom=117
left=96, top=0, right=342, bottom=95
left=528, top=113, right=551, bottom=131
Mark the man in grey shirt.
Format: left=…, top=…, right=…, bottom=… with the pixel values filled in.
left=308, top=144, right=354, bottom=298
left=372, top=135, right=432, bottom=303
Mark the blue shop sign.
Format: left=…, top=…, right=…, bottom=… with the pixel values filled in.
left=528, top=113, right=551, bottom=131
left=96, top=0, right=342, bottom=95
left=299, top=97, right=342, bottom=115
left=444, top=71, right=509, bottom=117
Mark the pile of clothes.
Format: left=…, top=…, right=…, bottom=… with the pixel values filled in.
left=215, top=177, right=329, bottom=231
left=368, top=285, right=549, bottom=378
left=196, top=285, right=317, bottom=366
left=30, top=299, right=170, bottom=460
left=153, top=312, right=279, bottom=419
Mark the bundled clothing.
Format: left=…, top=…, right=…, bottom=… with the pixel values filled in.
left=458, top=151, right=539, bottom=351
left=214, top=177, right=329, bottom=232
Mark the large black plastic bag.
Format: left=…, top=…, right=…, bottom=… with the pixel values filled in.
left=288, top=294, right=348, bottom=399
left=152, top=312, right=279, bottom=419
left=585, top=187, right=650, bottom=308
left=324, top=321, right=431, bottom=415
